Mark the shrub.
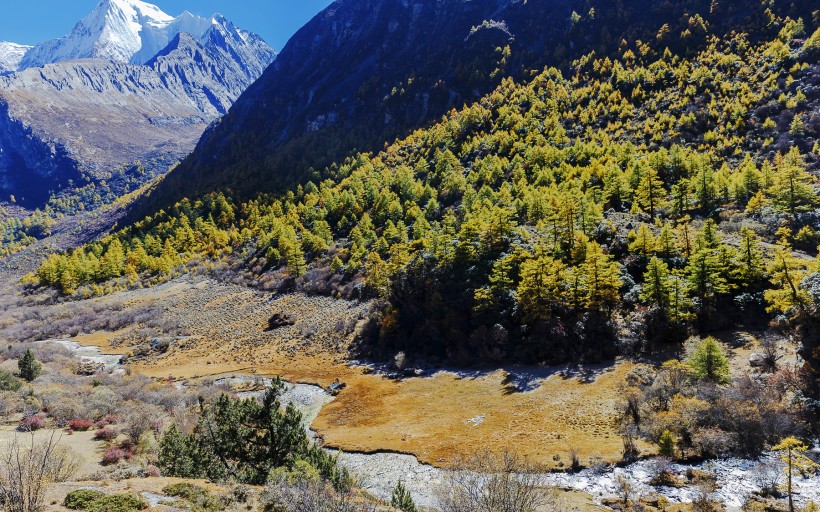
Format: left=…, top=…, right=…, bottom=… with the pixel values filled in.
left=101, top=448, right=130, bottom=465
left=85, top=494, right=146, bottom=512
left=19, top=413, right=47, bottom=432
left=94, top=428, right=118, bottom=442
left=162, top=483, right=219, bottom=512
left=0, top=371, right=21, bottom=392
left=64, top=490, right=107, bottom=509
left=1, top=435, right=80, bottom=512
left=68, top=419, right=95, bottom=432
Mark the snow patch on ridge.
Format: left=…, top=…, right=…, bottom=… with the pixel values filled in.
left=0, top=43, right=32, bottom=74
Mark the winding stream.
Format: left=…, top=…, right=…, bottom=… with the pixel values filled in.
left=53, top=340, right=820, bottom=511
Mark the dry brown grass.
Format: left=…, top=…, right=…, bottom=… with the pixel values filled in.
left=133, top=345, right=644, bottom=469
left=50, top=276, right=648, bottom=470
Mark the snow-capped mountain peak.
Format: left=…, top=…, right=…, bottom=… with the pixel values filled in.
left=0, top=42, right=32, bottom=75
left=18, top=0, right=215, bottom=69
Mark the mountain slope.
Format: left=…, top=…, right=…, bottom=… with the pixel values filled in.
left=0, top=1, right=275, bottom=207
left=29, top=20, right=820, bottom=374
left=142, top=0, right=817, bottom=213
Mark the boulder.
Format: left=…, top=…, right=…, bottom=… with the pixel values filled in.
left=749, top=352, right=767, bottom=368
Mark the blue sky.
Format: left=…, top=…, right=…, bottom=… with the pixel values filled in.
left=0, top=0, right=334, bottom=51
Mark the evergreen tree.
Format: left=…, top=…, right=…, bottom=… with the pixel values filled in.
left=158, top=380, right=347, bottom=487
left=685, top=247, right=729, bottom=320
left=658, top=430, right=676, bottom=457
left=771, top=147, right=817, bottom=216
left=693, top=158, right=717, bottom=214
left=736, top=227, right=765, bottom=287
left=18, top=349, right=41, bottom=382
left=628, top=224, right=655, bottom=257
left=772, top=437, right=820, bottom=512
left=0, top=370, right=21, bottom=391
left=98, top=239, right=125, bottom=281
left=668, top=272, right=693, bottom=323
left=517, top=255, right=566, bottom=321
left=687, top=337, right=730, bottom=384
left=641, top=257, right=671, bottom=311
left=391, top=481, right=417, bottom=512
left=581, top=242, right=622, bottom=311
left=655, top=222, right=677, bottom=259
left=633, top=164, right=667, bottom=217
left=765, top=242, right=809, bottom=315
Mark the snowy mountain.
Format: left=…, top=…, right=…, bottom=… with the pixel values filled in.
left=0, top=0, right=276, bottom=207
left=18, top=0, right=224, bottom=69
left=0, top=43, right=31, bottom=75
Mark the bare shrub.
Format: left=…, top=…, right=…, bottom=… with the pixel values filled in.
left=120, top=402, right=165, bottom=444
left=262, top=465, right=375, bottom=512
left=436, top=450, right=556, bottom=512
left=758, top=335, right=782, bottom=373
left=0, top=433, right=80, bottom=512
left=751, top=460, right=784, bottom=497
left=567, top=445, right=581, bottom=472
left=615, top=474, right=636, bottom=505
left=692, top=479, right=721, bottom=512
left=648, top=457, right=678, bottom=487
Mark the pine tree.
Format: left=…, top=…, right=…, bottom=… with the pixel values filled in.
left=693, top=158, right=717, bottom=213
left=628, top=224, right=656, bottom=257
left=641, top=257, right=671, bottom=310
left=658, top=430, right=676, bottom=457
left=391, top=480, right=417, bottom=512
left=764, top=242, right=809, bottom=315
left=98, top=239, right=125, bottom=281
left=365, top=252, right=390, bottom=298
left=633, top=164, right=667, bottom=217
left=736, top=227, right=765, bottom=287
left=517, top=255, right=566, bottom=321
left=772, top=437, right=820, bottom=512
left=668, top=272, right=693, bottom=323
left=685, top=247, right=730, bottom=320
left=655, top=222, right=677, bottom=259
left=582, top=242, right=622, bottom=311
left=670, top=180, right=691, bottom=220
left=771, top=147, right=817, bottom=216
left=687, top=337, right=730, bottom=384
left=18, top=349, right=41, bottom=382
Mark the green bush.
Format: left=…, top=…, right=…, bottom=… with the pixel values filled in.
left=162, top=483, right=219, bottom=511
left=64, top=491, right=147, bottom=512
left=0, top=370, right=21, bottom=391
left=64, top=490, right=107, bottom=509
left=86, top=494, right=147, bottom=512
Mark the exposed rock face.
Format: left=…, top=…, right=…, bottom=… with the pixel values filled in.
left=0, top=0, right=275, bottom=206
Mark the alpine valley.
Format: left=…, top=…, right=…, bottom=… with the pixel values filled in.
left=0, top=1, right=819, bottom=512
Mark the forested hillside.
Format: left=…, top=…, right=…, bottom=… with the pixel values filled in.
left=27, top=21, right=820, bottom=394
left=136, top=0, right=817, bottom=214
